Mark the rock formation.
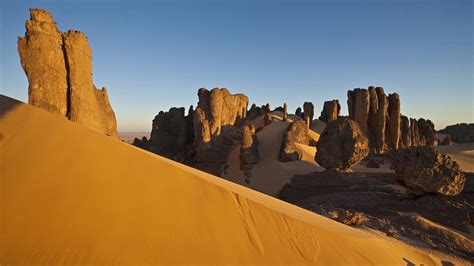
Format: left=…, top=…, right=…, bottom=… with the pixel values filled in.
left=386, top=93, right=401, bottom=150
left=240, top=124, right=260, bottom=178
left=247, top=103, right=270, bottom=120
left=147, top=107, right=194, bottom=160
left=316, top=117, right=369, bottom=171
left=347, top=88, right=370, bottom=135
left=348, top=87, right=435, bottom=153
left=295, top=107, right=303, bottom=118
left=280, top=120, right=310, bottom=162
left=283, top=103, right=288, bottom=122
left=303, top=102, right=314, bottom=128
left=264, top=112, right=273, bottom=125
left=391, top=147, right=465, bottom=196
left=439, top=123, right=474, bottom=143
left=18, top=9, right=118, bottom=138
left=319, top=100, right=340, bottom=123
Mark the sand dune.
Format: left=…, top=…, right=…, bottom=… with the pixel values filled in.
left=0, top=95, right=444, bottom=264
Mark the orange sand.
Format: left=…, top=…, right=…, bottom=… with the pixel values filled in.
left=0, top=95, right=445, bottom=264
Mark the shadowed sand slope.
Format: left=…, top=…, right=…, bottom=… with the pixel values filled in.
left=0, top=95, right=440, bottom=264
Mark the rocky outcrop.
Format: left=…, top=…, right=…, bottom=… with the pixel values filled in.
left=280, top=120, right=310, bottom=162
left=295, top=107, right=303, bottom=118
left=347, top=89, right=370, bottom=135
left=240, top=124, right=260, bottom=178
left=247, top=103, right=270, bottom=120
left=348, top=87, right=435, bottom=153
left=283, top=103, right=288, bottom=122
left=439, top=123, right=474, bottom=144
left=316, top=117, right=369, bottom=171
left=440, top=136, right=453, bottom=145
left=319, top=100, right=339, bottom=123
left=18, top=9, right=118, bottom=138
left=147, top=107, right=194, bottom=160
left=386, top=93, right=401, bottom=150
left=303, top=102, right=314, bottom=128
left=391, top=147, right=466, bottom=196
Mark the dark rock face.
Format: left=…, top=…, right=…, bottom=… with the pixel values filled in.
left=133, top=137, right=149, bottom=150
left=408, top=118, right=436, bottom=147
left=400, top=115, right=411, bottom=148
left=386, top=93, right=401, bottom=150
left=247, top=103, right=270, bottom=120
left=303, top=102, right=314, bottom=128
left=147, top=107, right=194, bottom=160
left=316, top=117, right=369, bottom=171
left=439, top=123, right=474, bottom=143
left=283, top=103, right=288, bottom=122
left=367, top=87, right=388, bottom=153
left=347, top=88, right=370, bottom=135
left=295, top=107, right=303, bottom=118
left=391, top=147, right=466, bottom=196
left=319, top=100, right=340, bottom=123
left=278, top=170, right=474, bottom=260
left=18, top=9, right=118, bottom=138
left=280, top=120, right=310, bottom=162
left=240, top=124, right=260, bottom=177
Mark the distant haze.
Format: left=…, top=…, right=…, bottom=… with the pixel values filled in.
left=1, top=0, right=472, bottom=131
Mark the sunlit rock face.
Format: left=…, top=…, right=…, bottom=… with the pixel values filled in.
left=347, top=86, right=435, bottom=153
left=18, top=9, right=118, bottom=138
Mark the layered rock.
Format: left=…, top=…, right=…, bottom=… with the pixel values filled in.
left=240, top=124, right=260, bottom=178
left=439, top=123, right=474, bottom=143
left=319, top=100, right=340, bottom=123
left=18, top=9, right=118, bottom=138
left=316, top=117, right=369, bottom=171
left=280, top=120, right=310, bottom=162
left=391, top=147, right=465, bottom=196
left=303, top=102, right=314, bottom=128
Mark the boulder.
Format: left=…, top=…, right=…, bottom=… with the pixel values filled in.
left=280, top=120, right=309, bottom=162
left=439, top=123, right=474, bottom=143
left=319, top=100, right=339, bottom=123
left=316, top=117, right=369, bottom=171
left=18, top=9, right=118, bottom=138
left=391, top=147, right=465, bottom=196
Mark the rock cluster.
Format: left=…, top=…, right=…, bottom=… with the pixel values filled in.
left=391, top=147, right=465, bottom=196
left=348, top=86, right=435, bottom=153
left=193, top=88, right=248, bottom=162
left=319, top=100, right=340, bottom=123
left=315, top=117, right=369, bottom=171
left=303, top=102, right=314, bottom=128
left=246, top=103, right=270, bottom=120
left=439, top=123, right=474, bottom=143
left=18, top=9, right=118, bottom=138
left=240, top=124, right=260, bottom=178
left=280, top=120, right=310, bottom=162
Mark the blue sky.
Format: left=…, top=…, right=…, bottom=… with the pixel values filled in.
left=1, top=0, right=472, bottom=132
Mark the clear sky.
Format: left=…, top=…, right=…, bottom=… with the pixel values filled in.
left=1, top=0, right=472, bottom=132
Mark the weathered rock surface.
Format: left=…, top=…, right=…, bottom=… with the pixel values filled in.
left=18, top=9, right=118, bottom=138
left=280, top=120, right=310, bottom=162
left=399, top=115, right=411, bottom=148
left=303, top=102, right=314, bottom=128
left=319, top=100, right=339, bottom=123
left=367, top=87, right=388, bottom=153
left=240, top=124, right=260, bottom=177
left=439, top=123, right=474, bottom=143
left=279, top=170, right=474, bottom=261
left=147, top=107, right=194, bottom=160
left=316, top=117, right=369, bottom=171
left=391, top=147, right=466, bottom=196
left=386, top=93, right=401, bottom=150
left=347, top=88, right=370, bottom=135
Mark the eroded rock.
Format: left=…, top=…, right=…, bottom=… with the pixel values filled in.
left=319, top=100, right=339, bottom=123
left=240, top=124, right=260, bottom=177
left=316, top=117, right=369, bottom=171
left=391, top=147, right=465, bottom=196
left=303, top=102, right=314, bottom=128
left=439, top=123, right=474, bottom=143
left=280, top=120, right=309, bottom=162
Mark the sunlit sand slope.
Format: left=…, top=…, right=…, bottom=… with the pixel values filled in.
left=0, top=95, right=439, bottom=264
